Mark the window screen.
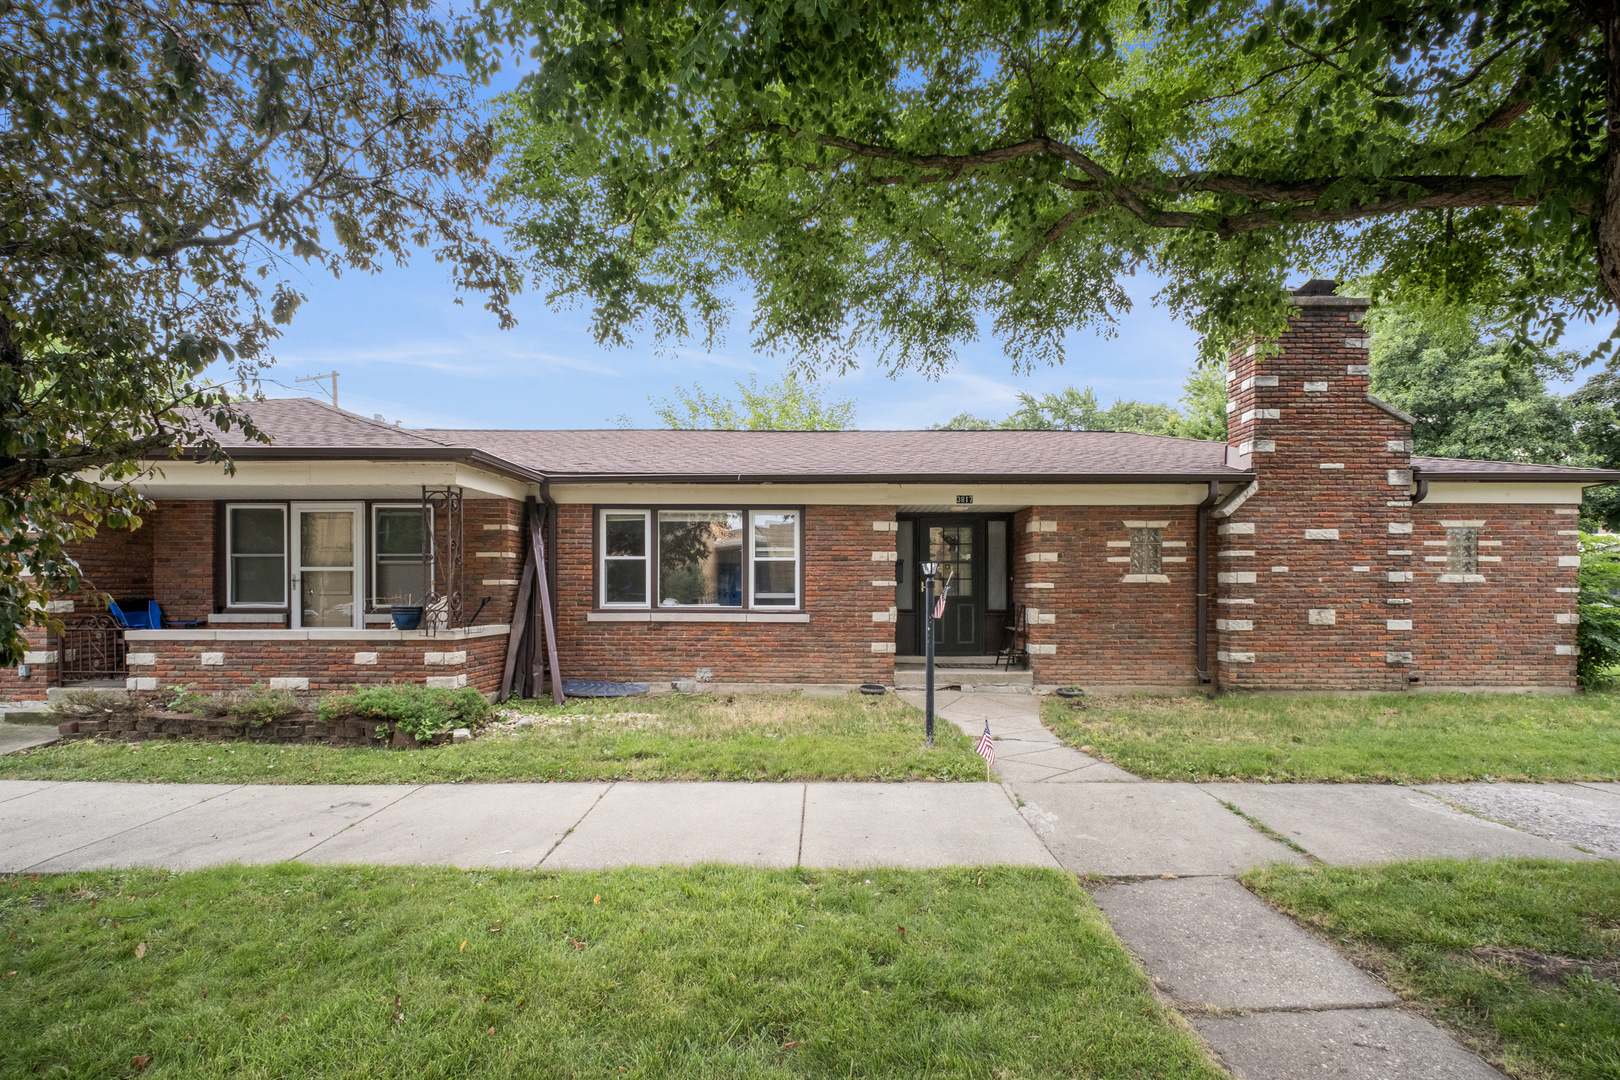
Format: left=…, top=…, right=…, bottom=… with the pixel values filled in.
left=750, top=512, right=799, bottom=607
left=373, top=507, right=429, bottom=605
left=228, top=506, right=286, bottom=606
left=602, top=511, right=650, bottom=606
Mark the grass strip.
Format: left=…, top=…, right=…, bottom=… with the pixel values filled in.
left=1042, top=692, right=1620, bottom=782
left=1247, top=858, right=1620, bottom=1080
left=1, top=864, right=1222, bottom=1079
left=0, top=693, right=988, bottom=784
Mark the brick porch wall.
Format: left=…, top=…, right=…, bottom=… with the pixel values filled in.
left=553, top=503, right=895, bottom=685
left=1015, top=505, right=1204, bottom=688
left=1407, top=503, right=1578, bottom=689
left=122, top=626, right=510, bottom=695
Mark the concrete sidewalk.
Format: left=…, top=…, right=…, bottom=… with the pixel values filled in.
left=0, top=779, right=1058, bottom=873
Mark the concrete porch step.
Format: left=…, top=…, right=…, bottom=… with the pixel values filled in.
left=894, top=667, right=1032, bottom=690
left=896, top=655, right=1004, bottom=668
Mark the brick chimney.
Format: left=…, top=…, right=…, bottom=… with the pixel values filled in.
left=1213, top=283, right=1417, bottom=690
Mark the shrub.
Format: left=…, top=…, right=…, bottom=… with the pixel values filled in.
left=1577, top=533, right=1620, bottom=688
left=166, top=683, right=307, bottom=725
left=319, top=684, right=492, bottom=743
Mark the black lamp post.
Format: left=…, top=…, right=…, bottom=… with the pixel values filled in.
left=920, top=560, right=938, bottom=748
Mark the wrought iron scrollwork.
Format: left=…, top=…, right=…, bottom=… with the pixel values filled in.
left=51, top=613, right=127, bottom=683
left=420, top=485, right=463, bottom=634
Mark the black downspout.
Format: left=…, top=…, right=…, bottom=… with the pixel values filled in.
left=1195, top=480, right=1220, bottom=685
left=1411, top=477, right=1429, bottom=504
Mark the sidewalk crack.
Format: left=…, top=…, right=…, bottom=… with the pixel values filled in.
left=536, top=782, right=614, bottom=868
left=796, top=784, right=807, bottom=867
left=292, top=784, right=425, bottom=862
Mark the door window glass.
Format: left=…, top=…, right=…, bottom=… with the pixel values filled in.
left=987, top=520, right=1008, bottom=609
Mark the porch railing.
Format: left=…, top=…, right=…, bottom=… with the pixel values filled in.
left=52, top=614, right=127, bottom=684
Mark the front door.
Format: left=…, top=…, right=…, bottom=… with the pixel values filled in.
left=291, top=503, right=362, bottom=629
left=918, top=516, right=983, bottom=655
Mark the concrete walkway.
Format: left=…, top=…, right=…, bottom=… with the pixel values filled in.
left=3, top=692, right=1615, bottom=1080
left=0, top=779, right=1058, bottom=873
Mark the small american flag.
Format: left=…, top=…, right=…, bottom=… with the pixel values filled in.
left=932, top=571, right=953, bottom=619
left=974, top=722, right=995, bottom=766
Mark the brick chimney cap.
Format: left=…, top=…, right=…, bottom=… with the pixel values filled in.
left=1293, top=279, right=1339, bottom=295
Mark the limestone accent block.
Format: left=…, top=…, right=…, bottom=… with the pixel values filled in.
left=1387, top=469, right=1413, bottom=486
left=1240, top=409, right=1280, bottom=422
left=269, top=677, right=309, bottom=691
left=1219, top=522, right=1256, bottom=536
left=483, top=523, right=520, bottom=532
left=426, top=674, right=468, bottom=689
left=21, top=650, right=57, bottom=664
left=1559, top=555, right=1581, bottom=567
left=1216, top=619, right=1253, bottom=631
left=424, top=650, right=468, bottom=666
left=1344, top=337, right=1371, bottom=349
left=1307, top=609, right=1336, bottom=626
left=481, top=578, right=520, bottom=586
left=1386, top=652, right=1413, bottom=664
left=1388, top=522, right=1413, bottom=535
left=200, top=652, right=224, bottom=667
left=871, top=521, right=899, bottom=531
left=1555, top=645, right=1579, bottom=656
left=1555, top=613, right=1578, bottom=625
left=1024, top=551, right=1059, bottom=563
left=126, top=677, right=158, bottom=691
left=1318, top=463, right=1344, bottom=470
left=1347, top=363, right=1371, bottom=374
left=871, top=579, right=897, bottom=587
left=1218, top=651, right=1256, bottom=663
left=354, top=652, right=379, bottom=665
left=43, top=600, right=74, bottom=613
left=1303, top=381, right=1328, bottom=392
left=1024, top=519, right=1059, bottom=533
left=474, top=551, right=517, bottom=559
left=870, top=642, right=897, bottom=654
left=1386, top=620, right=1413, bottom=631
left=1237, top=439, right=1276, bottom=455
left=126, top=652, right=157, bottom=667
left=1027, top=643, right=1058, bottom=656
left=1388, top=571, right=1413, bottom=583
left=1218, top=571, right=1257, bottom=584
left=871, top=550, right=898, bottom=562
left=1304, top=529, right=1340, bottom=540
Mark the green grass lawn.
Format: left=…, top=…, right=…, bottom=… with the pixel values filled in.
left=1247, top=859, right=1620, bottom=1080
left=1041, top=692, right=1620, bottom=782
left=0, top=864, right=1222, bottom=1079
left=0, top=693, right=988, bottom=785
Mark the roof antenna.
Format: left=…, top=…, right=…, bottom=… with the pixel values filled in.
left=296, top=370, right=339, bottom=409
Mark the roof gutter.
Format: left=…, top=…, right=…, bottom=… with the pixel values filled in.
left=1409, top=466, right=1620, bottom=483
left=541, top=471, right=1255, bottom=485
left=170, top=445, right=548, bottom=485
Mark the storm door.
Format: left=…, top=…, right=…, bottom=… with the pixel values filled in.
left=916, top=516, right=984, bottom=655
left=291, top=503, right=363, bottom=629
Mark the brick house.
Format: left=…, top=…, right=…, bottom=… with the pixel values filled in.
left=10, top=289, right=1617, bottom=700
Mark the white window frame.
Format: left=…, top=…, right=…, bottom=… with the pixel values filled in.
left=225, top=503, right=288, bottom=609
left=599, top=509, right=652, bottom=608
left=370, top=503, right=433, bottom=608
left=748, top=510, right=801, bottom=608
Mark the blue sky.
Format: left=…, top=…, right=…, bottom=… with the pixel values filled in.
left=250, top=258, right=1208, bottom=431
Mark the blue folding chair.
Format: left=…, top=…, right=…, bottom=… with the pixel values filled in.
left=108, top=600, right=154, bottom=630
left=153, top=601, right=205, bottom=629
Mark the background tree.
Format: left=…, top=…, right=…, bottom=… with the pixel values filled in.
left=0, top=0, right=515, bottom=662
left=649, top=374, right=857, bottom=430
left=934, top=363, right=1227, bottom=437
left=488, top=0, right=1620, bottom=379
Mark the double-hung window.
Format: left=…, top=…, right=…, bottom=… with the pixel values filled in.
left=372, top=505, right=431, bottom=606
left=599, top=508, right=801, bottom=609
left=227, top=505, right=287, bottom=607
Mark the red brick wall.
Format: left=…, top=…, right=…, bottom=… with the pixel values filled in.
left=464, top=498, right=526, bottom=627
left=553, top=503, right=894, bottom=685
left=149, top=501, right=214, bottom=623
left=1407, top=503, right=1579, bottom=688
left=1216, top=296, right=1415, bottom=691
left=123, top=629, right=510, bottom=695
left=1016, top=505, right=1204, bottom=687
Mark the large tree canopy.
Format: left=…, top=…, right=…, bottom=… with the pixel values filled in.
left=0, top=0, right=515, bottom=661
left=487, top=0, right=1617, bottom=373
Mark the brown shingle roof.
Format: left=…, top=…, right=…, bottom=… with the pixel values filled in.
left=206, top=398, right=1620, bottom=486
left=1412, top=455, right=1620, bottom=481
left=417, top=427, right=1247, bottom=481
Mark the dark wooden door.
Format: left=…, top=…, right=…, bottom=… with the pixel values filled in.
left=916, top=516, right=984, bottom=655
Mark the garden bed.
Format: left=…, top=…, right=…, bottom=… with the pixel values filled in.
left=52, top=709, right=437, bottom=748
